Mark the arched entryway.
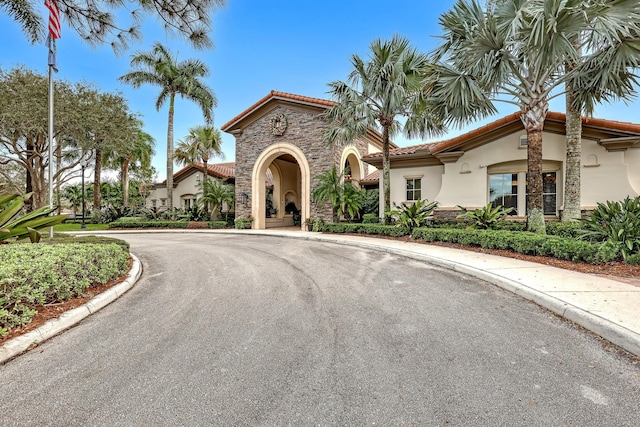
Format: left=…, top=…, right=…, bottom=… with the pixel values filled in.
left=252, top=143, right=311, bottom=230
left=340, top=147, right=365, bottom=188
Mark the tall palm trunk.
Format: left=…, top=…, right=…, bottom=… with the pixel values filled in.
left=382, top=123, right=391, bottom=224
left=202, top=157, right=209, bottom=217
left=166, top=94, right=175, bottom=211
left=563, top=41, right=582, bottom=222
left=521, top=101, right=547, bottom=234
left=93, top=147, right=102, bottom=209
left=121, top=157, right=130, bottom=208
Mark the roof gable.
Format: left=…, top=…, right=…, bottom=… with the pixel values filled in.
left=221, top=90, right=396, bottom=150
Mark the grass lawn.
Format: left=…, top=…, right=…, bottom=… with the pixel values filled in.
left=53, top=223, right=110, bottom=231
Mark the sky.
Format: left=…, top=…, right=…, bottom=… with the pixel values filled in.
left=1, top=0, right=639, bottom=182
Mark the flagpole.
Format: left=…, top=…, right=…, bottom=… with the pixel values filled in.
left=48, top=54, right=54, bottom=238
left=45, top=0, right=60, bottom=238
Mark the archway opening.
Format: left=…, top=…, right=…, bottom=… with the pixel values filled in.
left=252, top=144, right=310, bottom=230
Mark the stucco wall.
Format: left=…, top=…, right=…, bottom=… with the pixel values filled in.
left=388, top=130, right=640, bottom=217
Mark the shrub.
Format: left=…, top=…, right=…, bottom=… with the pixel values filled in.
left=580, top=196, right=640, bottom=261
left=391, top=200, right=439, bottom=232
left=108, top=220, right=189, bottom=229
left=318, top=222, right=409, bottom=237
left=0, top=243, right=129, bottom=336
left=362, top=213, right=380, bottom=224
left=1, top=193, right=68, bottom=242
left=456, top=203, right=515, bottom=229
left=234, top=215, right=253, bottom=229
left=546, top=221, right=584, bottom=239
left=207, top=221, right=228, bottom=229
left=411, top=227, right=602, bottom=263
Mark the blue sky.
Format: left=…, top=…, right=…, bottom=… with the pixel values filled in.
left=1, top=0, right=639, bottom=181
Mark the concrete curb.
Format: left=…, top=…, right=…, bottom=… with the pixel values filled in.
left=0, top=253, right=142, bottom=365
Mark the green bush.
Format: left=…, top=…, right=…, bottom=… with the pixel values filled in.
left=546, top=221, right=584, bottom=239
left=411, top=227, right=604, bottom=263
left=456, top=203, right=515, bottom=229
left=207, top=221, right=228, bottom=229
left=44, top=235, right=130, bottom=252
left=580, top=196, right=640, bottom=261
left=391, top=200, right=439, bottom=232
left=108, top=220, right=189, bottom=229
left=362, top=213, right=380, bottom=224
left=318, top=222, right=409, bottom=237
left=0, top=243, right=129, bottom=336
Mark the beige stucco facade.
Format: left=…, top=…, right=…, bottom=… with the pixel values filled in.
left=364, top=112, right=640, bottom=219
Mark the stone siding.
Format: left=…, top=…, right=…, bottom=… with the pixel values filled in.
left=234, top=105, right=343, bottom=222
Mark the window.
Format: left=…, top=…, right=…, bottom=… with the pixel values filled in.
left=160, top=198, right=167, bottom=207
left=152, top=200, right=157, bottom=208
left=542, top=172, right=557, bottom=215
left=406, top=178, right=422, bottom=201
left=492, top=171, right=557, bottom=216
left=489, top=173, right=518, bottom=214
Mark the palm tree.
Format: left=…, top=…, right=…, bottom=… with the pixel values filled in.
left=563, top=5, right=640, bottom=221
left=324, top=35, right=444, bottom=223
left=174, top=125, right=224, bottom=183
left=106, top=122, right=155, bottom=208
left=63, top=185, right=82, bottom=216
left=199, top=178, right=234, bottom=221
left=312, top=166, right=344, bottom=223
left=431, top=0, right=640, bottom=232
left=119, top=43, right=216, bottom=211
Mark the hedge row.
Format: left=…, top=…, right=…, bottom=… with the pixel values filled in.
left=411, top=227, right=616, bottom=264
left=0, top=243, right=130, bottom=336
left=108, top=220, right=231, bottom=229
left=108, top=221, right=189, bottom=229
left=317, top=222, right=409, bottom=237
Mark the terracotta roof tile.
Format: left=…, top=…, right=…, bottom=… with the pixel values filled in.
left=360, top=170, right=380, bottom=183
left=221, top=90, right=336, bottom=131
left=364, top=111, right=640, bottom=160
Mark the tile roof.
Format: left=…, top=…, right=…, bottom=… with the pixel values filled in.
left=363, top=111, right=640, bottom=160
left=162, top=162, right=236, bottom=185
left=360, top=170, right=380, bottom=184
left=221, top=90, right=336, bottom=131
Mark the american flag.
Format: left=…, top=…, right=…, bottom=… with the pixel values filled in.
left=44, top=0, right=61, bottom=39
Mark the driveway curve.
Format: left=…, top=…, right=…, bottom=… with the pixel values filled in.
left=1, top=233, right=639, bottom=426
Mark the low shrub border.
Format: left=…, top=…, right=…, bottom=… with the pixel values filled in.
left=108, top=220, right=189, bottom=229
left=0, top=243, right=130, bottom=337
left=411, top=227, right=616, bottom=264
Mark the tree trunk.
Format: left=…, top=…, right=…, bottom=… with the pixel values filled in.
left=563, top=44, right=582, bottom=222
left=94, top=147, right=102, bottom=209
left=202, top=159, right=209, bottom=217
left=166, top=94, right=175, bottom=211
left=382, top=124, right=391, bottom=225
left=121, top=158, right=130, bottom=208
left=25, top=138, right=34, bottom=212
left=521, top=104, right=547, bottom=234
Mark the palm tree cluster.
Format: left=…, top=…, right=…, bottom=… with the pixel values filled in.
left=325, top=0, right=640, bottom=232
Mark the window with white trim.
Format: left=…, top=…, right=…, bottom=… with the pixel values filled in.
left=489, top=173, right=518, bottom=214
left=406, top=178, right=422, bottom=201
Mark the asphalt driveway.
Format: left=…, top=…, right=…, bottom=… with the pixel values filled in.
left=1, top=233, right=639, bottom=426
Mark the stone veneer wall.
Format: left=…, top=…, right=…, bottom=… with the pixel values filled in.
left=234, top=105, right=352, bottom=223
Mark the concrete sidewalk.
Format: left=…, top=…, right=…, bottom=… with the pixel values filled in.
left=228, top=229, right=640, bottom=358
